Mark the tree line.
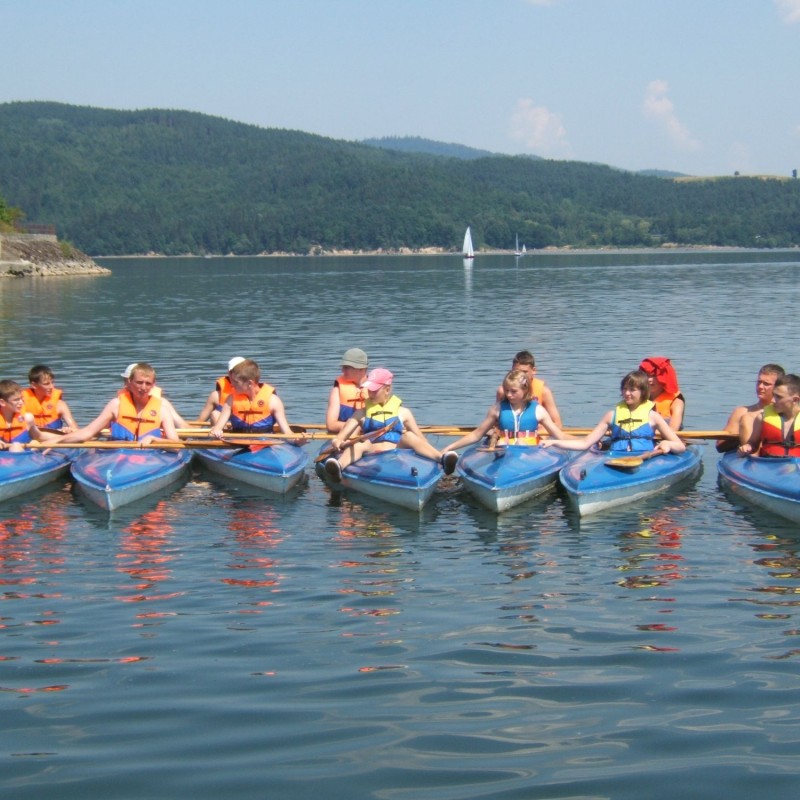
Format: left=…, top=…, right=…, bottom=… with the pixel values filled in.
left=1, top=101, right=798, bottom=256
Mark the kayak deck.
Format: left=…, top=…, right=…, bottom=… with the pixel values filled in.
left=457, top=443, right=574, bottom=512
left=559, top=445, right=703, bottom=516
left=195, top=442, right=308, bottom=494
left=70, top=448, right=193, bottom=511
left=315, top=445, right=444, bottom=511
left=718, top=452, right=800, bottom=523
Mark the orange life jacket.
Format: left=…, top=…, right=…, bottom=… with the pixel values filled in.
left=335, top=377, right=367, bottom=422
left=110, top=391, right=164, bottom=441
left=653, top=390, right=684, bottom=428
left=1, top=412, right=29, bottom=443
left=22, top=386, right=63, bottom=428
left=215, top=375, right=236, bottom=407
left=230, top=383, right=276, bottom=432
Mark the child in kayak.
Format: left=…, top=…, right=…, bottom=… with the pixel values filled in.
left=325, top=347, right=369, bottom=434
left=22, top=364, right=78, bottom=432
left=543, top=370, right=685, bottom=456
left=444, top=368, right=568, bottom=453
left=495, top=350, right=563, bottom=428
left=0, top=379, right=61, bottom=451
left=638, top=356, right=685, bottom=431
left=324, top=367, right=457, bottom=481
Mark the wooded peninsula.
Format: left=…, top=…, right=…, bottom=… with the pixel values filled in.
left=1, top=101, right=799, bottom=257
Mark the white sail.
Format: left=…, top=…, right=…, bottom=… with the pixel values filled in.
left=514, top=234, right=522, bottom=257
left=462, top=227, right=474, bottom=259
left=521, top=244, right=526, bottom=255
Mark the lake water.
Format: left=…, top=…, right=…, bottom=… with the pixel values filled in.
left=1, top=251, right=800, bottom=799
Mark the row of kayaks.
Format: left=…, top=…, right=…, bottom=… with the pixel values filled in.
left=2, top=440, right=799, bottom=523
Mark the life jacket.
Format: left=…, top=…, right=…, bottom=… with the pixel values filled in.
left=529, top=377, right=545, bottom=402
left=760, top=405, right=800, bottom=457
left=22, top=386, right=63, bottom=429
left=609, top=401, right=655, bottom=453
left=109, top=391, right=164, bottom=441
left=363, top=394, right=404, bottom=443
left=229, top=383, right=276, bottom=432
left=497, top=399, right=540, bottom=445
left=335, top=377, right=367, bottom=422
left=1, top=413, right=31, bottom=444
left=215, top=375, right=236, bottom=410
left=653, top=391, right=685, bottom=429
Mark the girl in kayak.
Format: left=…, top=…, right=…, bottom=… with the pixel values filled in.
left=543, top=370, right=686, bottom=456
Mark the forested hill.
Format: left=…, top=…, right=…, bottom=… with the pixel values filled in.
left=1, top=101, right=799, bottom=256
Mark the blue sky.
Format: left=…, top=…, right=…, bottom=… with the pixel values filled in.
left=3, top=0, right=799, bottom=176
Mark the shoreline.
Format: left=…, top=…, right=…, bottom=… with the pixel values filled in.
left=94, top=244, right=799, bottom=260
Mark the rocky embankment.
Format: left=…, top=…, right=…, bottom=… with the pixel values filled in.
left=0, top=235, right=110, bottom=277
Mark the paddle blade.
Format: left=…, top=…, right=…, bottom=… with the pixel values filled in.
left=605, top=456, right=644, bottom=469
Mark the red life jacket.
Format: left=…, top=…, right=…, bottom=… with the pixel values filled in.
left=760, top=405, right=800, bottom=457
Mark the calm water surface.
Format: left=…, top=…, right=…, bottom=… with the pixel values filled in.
left=2, top=252, right=800, bottom=799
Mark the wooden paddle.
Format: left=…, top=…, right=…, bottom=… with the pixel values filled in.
left=605, top=450, right=663, bottom=469
left=27, top=439, right=285, bottom=451
left=314, top=420, right=398, bottom=464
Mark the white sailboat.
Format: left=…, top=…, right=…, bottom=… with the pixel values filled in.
left=514, top=234, right=522, bottom=257
left=462, top=227, right=474, bottom=260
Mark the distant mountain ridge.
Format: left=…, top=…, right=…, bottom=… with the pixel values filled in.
left=361, top=136, right=529, bottom=161
left=0, top=101, right=797, bottom=255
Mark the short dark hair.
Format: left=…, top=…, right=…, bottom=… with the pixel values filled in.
left=775, top=374, right=800, bottom=397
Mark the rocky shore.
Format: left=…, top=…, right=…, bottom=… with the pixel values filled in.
left=0, top=234, right=110, bottom=277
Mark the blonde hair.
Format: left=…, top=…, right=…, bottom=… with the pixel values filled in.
left=502, top=369, right=531, bottom=395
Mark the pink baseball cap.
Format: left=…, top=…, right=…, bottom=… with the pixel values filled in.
left=362, top=368, right=394, bottom=391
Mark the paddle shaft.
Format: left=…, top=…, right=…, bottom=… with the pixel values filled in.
left=314, top=420, right=398, bottom=464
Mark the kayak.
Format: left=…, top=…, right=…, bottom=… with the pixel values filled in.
left=456, top=443, right=574, bottom=512
left=70, top=448, right=193, bottom=511
left=315, top=445, right=444, bottom=511
left=717, top=452, right=800, bottom=523
left=195, top=442, right=308, bottom=494
left=559, top=445, right=703, bottom=516
left=0, top=450, right=72, bottom=503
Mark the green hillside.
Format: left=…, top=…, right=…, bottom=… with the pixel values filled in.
left=1, top=101, right=798, bottom=255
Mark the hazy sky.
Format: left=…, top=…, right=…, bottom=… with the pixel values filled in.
left=3, top=0, right=799, bottom=176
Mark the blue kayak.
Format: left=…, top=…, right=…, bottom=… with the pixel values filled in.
left=457, top=443, right=574, bottom=512
left=70, top=447, right=193, bottom=511
left=559, top=445, right=703, bottom=516
left=315, top=444, right=444, bottom=511
left=195, top=442, right=308, bottom=494
left=717, top=452, right=800, bottom=523
left=0, top=450, right=72, bottom=503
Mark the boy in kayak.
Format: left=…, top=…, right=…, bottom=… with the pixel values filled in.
left=495, top=350, right=563, bottom=428
left=209, top=358, right=299, bottom=438
left=324, top=367, right=457, bottom=481
left=0, top=379, right=62, bottom=451
left=119, top=362, right=190, bottom=429
left=59, top=363, right=182, bottom=444
left=738, top=373, right=800, bottom=457
left=197, top=356, right=246, bottom=425
left=326, top=347, right=369, bottom=433
left=22, top=364, right=78, bottom=432
left=717, top=363, right=785, bottom=453
left=542, top=370, right=686, bottom=456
